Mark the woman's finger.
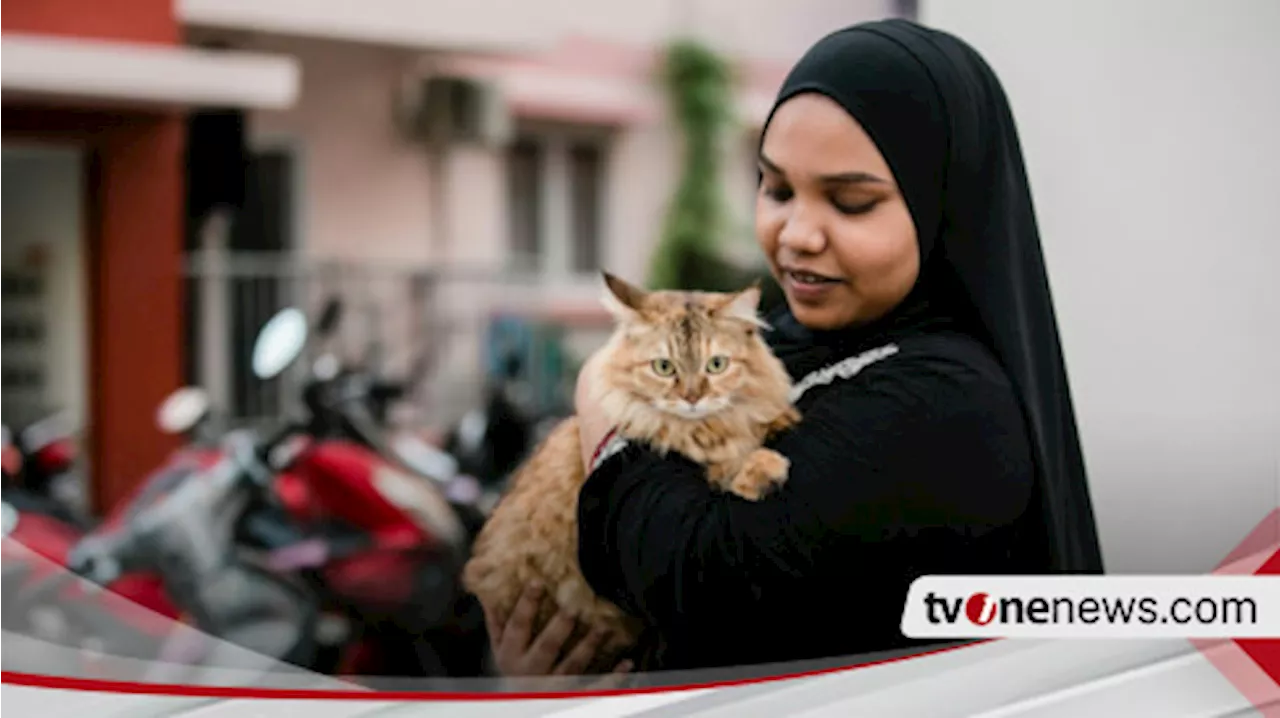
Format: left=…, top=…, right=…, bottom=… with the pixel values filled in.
left=583, top=659, right=635, bottom=690
left=552, top=627, right=610, bottom=676
left=482, top=603, right=506, bottom=645
left=499, top=583, right=543, bottom=655
left=525, top=611, right=578, bottom=671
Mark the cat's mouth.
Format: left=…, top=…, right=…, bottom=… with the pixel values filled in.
left=654, top=397, right=729, bottom=420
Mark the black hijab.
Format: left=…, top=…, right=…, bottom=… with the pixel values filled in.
left=759, top=19, right=1106, bottom=574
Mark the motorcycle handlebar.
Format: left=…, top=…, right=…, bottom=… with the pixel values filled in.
left=67, top=426, right=288, bottom=587
left=66, top=527, right=131, bottom=586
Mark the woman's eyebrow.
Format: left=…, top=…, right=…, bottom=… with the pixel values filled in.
left=757, top=152, right=886, bottom=185
left=819, top=170, right=887, bottom=185
left=758, top=152, right=786, bottom=176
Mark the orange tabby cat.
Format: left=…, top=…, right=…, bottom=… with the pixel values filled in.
left=461, top=272, right=800, bottom=666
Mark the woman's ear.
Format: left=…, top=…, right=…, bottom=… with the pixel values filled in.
left=600, top=271, right=647, bottom=322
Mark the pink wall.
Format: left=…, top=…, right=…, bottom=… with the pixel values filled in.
left=230, top=5, right=900, bottom=416
left=248, top=37, right=441, bottom=264
left=241, top=32, right=802, bottom=271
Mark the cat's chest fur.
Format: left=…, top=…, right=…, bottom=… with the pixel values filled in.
left=615, top=409, right=785, bottom=490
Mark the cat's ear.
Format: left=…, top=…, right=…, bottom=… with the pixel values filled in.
left=715, top=282, right=768, bottom=329
left=600, top=271, right=647, bottom=321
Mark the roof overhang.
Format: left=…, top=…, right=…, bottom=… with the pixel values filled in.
left=500, top=74, right=776, bottom=130
left=503, top=69, right=662, bottom=126
left=1, top=33, right=299, bottom=111
left=177, top=0, right=552, bottom=56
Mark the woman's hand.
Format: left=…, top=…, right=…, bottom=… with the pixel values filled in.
left=483, top=582, right=633, bottom=686
left=574, top=351, right=613, bottom=469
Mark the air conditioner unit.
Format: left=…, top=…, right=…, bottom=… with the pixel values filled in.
left=397, top=74, right=512, bottom=148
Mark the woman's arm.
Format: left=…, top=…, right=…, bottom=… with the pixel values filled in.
left=576, top=351, right=1036, bottom=638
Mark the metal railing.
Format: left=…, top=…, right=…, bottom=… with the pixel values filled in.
left=182, top=249, right=614, bottom=433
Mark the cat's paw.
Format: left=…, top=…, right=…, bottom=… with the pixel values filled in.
left=766, top=407, right=802, bottom=437
left=730, top=449, right=791, bottom=501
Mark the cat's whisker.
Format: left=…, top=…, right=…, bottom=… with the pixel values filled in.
left=650, top=396, right=735, bottom=421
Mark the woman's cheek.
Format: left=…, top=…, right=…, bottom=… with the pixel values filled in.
left=754, top=203, right=784, bottom=256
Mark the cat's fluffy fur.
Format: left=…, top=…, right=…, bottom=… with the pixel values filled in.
left=461, top=272, right=800, bottom=666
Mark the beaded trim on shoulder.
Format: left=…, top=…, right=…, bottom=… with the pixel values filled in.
left=588, top=342, right=900, bottom=473
left=788, top=343, right=899, bottom=403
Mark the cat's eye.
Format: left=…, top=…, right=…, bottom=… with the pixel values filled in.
left=651, top=358, right=676, bottom=377
left=705, top=355, right=730, bottom=374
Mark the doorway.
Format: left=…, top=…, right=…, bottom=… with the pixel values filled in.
left=1, top=145, right=89, bottom=434
left=184, top=145, right=297, bottom=424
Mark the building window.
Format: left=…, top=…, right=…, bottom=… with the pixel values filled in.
left=505, top=126, right=609, bottom=276
left=506, top=137, right=544, bottom=272
left=568, top=142, right=602, bottom=273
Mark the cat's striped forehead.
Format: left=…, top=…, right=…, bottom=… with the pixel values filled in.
left=625, top=292, right=737, bottom=361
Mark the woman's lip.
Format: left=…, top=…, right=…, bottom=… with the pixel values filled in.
left=783, top=272, right=842, bottom=302
left=781, top=268, right=844, bottom=283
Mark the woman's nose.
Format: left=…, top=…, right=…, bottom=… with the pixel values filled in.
left=777, top=210, right=826, bottom=255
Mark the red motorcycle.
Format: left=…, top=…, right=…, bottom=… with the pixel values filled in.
left=2, top=411, right=89, bottom=529
left=2, top=421, right=183, bottom=670
left=6, top=301, right=491, bottom=678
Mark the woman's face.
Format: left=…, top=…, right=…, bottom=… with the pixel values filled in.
left=756, top=93, right=920, bottom=331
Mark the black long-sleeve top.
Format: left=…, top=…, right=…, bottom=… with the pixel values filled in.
left=577, top=319, right=1053, bottom=671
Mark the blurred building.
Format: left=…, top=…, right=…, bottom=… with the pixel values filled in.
left=1, top=0, right=298, bottom=511
left=2, top=0, right=902, bottom=511
left=181, top=0, right=903, bottom=428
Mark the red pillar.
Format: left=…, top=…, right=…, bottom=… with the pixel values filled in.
left=87, top=117, right=187, bottom=512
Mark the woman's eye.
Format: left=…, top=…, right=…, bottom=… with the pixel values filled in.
left=705, top=355, right=730, bottom=374
left=831, top=197, right=879, bottom=216
left=651, top=359, right=676, bottom=377
left=762, top=183, right=793, bottom=203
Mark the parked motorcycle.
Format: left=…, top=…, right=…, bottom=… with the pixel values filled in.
left=443, top=349, right=541, bottom=496
left=8, top=302, right=489, bottom=678
left=1, top=412, right=89, bottom=528
left=2, top=475, right=182, bottom=671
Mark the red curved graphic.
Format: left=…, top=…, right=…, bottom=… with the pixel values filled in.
left=0, top=641, right=989, bottom=701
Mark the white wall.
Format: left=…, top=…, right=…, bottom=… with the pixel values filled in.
left=1, top=145, right=89, bottom=431
left=532, top=0, right=895, bottom=65
left=921, top=0, right=1280, bottom=573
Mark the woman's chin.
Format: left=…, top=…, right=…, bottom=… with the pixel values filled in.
left=788, top=305, right=848, bottom=331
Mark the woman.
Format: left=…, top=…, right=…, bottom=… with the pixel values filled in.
left=483, top=17, right=1105, bottom=676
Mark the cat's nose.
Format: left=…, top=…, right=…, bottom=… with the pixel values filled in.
left=681, top=389, right=701, bottom=403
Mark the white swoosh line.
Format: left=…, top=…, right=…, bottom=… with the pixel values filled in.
left=540, top=689, right=716, bottom=717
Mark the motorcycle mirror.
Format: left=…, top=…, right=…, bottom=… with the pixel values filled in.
left=313, top=353, right=341, bottom=382
left=23, top=409, right=75, bottom=452
left=252, top=307, right=309, bottom=380
left=156, top=386, right=212, bottom=435
left=316, top=297, right=343, bottom=338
